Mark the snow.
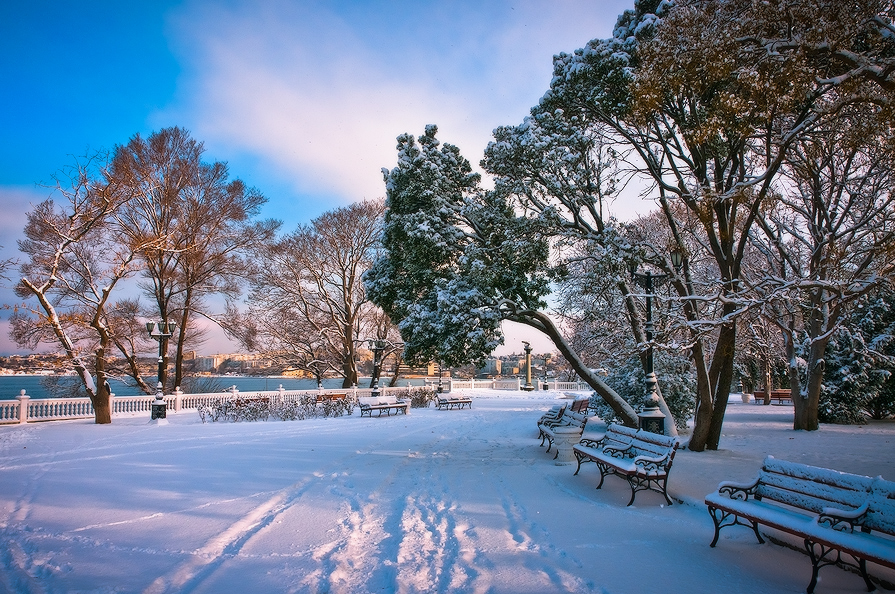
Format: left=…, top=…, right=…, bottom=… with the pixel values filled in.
left=1, top=391, right=894, bottom=594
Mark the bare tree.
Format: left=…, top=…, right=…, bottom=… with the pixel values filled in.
left=110, top=127, right=276, bottom=389
left=750, top=107, right=895, bottom=429
left=13, top=155, right=158, bottom=422
left=243, top=199, right=384, bottom=388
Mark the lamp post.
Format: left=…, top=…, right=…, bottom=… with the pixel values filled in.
left=522, top=341, right=534, bottom=391
left=146, top=320, right=176, bottom=422
left=542, top=355, right=551, bottom=390
left=437, top=361, right=444, bottom=393
left=628, top=249, right=683, bottom=400
left=367, top=339, right=386, bottom=398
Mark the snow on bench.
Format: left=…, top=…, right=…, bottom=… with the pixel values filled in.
left=357, top=395, right=409, bottom=417
left=434, top=394, right=471, bottom=410
left=539, top=409, right=589, bottom=458
left=705, top=456, right=895, bottom=593
left=573, top=423, right=679, bottom=506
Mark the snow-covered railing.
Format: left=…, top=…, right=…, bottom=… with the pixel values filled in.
left=0, top=384, right=421, bottom=425
left=543, top=380, right=590, bottom=391
left=449, top=379, right=499, bottom=390
left=0, top=380, right=592, bottom=424
left=442, top=378, right=589, bottom=391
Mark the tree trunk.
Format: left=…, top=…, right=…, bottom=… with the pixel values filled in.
left=687, top=338, right=714, bottom=451
left=704, top=322, right=737, bottom=449
left=341, top=345, right=358, bottom=388
left=793, top=339, right=827, bottom=430
left=174, top=305, right=190, bottom=392
left=516, top=311, right=639, bottom=427
left=92, top=348, right=112, bottom=424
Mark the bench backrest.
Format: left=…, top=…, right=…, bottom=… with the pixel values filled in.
left=561, top=410, right=588, bottom=429
left=570, top=399, right=589, bottom=414
left=358, top=396, right=402, bottom=406
left=317, top=393, right=347, bottom=402
left=629, top=430, right=678, bottom=464
left=865, top=478, right=895, bottom=536
left=754, top=457, right=875, bottom=515
left=539, top=404, right=567, bottom=424
left=602, top=424, right=638, bottom=451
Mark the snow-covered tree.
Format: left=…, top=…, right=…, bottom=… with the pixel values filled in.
left=111, top=127, right=276, bottom=391
left=751, top=103, right=895, bottom=429
left=523, top=0, right=895, bottom=448
left=13, top=154, right=162, bottom=422
left=367, top=126, right=639, bottom=425
left=815, top=289, right=895, bottom=423
left=240, top=200, right=384, bottom=388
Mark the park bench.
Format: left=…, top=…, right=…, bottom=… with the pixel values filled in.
left=569, top=398, right=589, bottom=414
left=434, top=394, right=472, bottom=410
left=316, top=392, right=347, bottom=404
left=770, top=389, right=793, bottom=404
left=536, top=404, right=566, bottom=438
left=539, top=409, right=589, bottom=457
left=572, top=424, right=678, bottom=506
left=754, top=389, right=793, bottom=405
left=358, top=395, right=409, bottom=417
left=705, top=456, right=895, bottom=593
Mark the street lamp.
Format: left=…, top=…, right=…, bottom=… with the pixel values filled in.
left=366, top=338, right=404, bottom=398
left=521, top=341, right=534, bottom=391
left=146, top=320, right=176, bottom=422
left=437, top=360, right=444, bottom=393
left=628, top=248, right=683, bottom=399
left=542, top=355, right=551, bottom=390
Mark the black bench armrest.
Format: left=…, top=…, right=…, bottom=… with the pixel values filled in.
left=602, top=443, right=633, bottom=459
left=633, top=453, right=672, bottom=472
left=818, top=502, right=870, bottom=533
left=577, top=435, right=605, bottom=448
left=717, top=478, right=761, bottom=501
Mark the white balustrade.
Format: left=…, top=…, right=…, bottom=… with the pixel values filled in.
left=0, top=379, right=590, bottom=425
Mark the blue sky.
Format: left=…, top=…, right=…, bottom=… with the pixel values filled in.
left=0, top=0, right=635, bottom=355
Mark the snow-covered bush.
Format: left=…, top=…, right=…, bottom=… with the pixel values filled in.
left=197, top=394, right=353, bottom=423
left=407, top=386, right=437, bottom=408
left=590, top=351, right=695, bottom=430
left=817, top=291, right=895, bottom=423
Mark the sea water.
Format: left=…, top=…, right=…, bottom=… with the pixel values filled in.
left=0, top=375, right=425, bottom=400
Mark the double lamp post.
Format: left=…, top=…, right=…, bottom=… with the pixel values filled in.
left=146, top=320, right=176, bottom=421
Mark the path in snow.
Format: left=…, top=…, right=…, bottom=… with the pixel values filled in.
left=0, top=396, right=893, bottom=593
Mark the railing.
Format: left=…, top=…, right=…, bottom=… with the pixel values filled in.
left=1, top=379, right=591, bottom=425
left=441, top=378, right=589, bottom=391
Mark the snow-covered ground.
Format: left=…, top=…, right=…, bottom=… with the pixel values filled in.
left=1, top=390, right=893, bottom=594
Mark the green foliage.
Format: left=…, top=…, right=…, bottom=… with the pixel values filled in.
left=589, top=351, right=696, bottom=430
left=366, top=125, right=551, bottom=368
left=816, top=290, right=895, bottom=423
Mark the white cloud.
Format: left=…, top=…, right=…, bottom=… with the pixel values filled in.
left=160, top=0, right=631, bottom=207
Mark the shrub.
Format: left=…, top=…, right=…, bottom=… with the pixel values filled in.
left=406, top=386, right=437, bottom=408
left=590, top=351, right=695, bottom=430
left=198, top=393, right=354, bottom=423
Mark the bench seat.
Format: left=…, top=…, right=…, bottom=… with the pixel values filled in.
left=706, top=456, right=895, bottom=593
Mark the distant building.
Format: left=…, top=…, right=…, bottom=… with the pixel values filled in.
left=479, top=358, right=501, bottom=376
